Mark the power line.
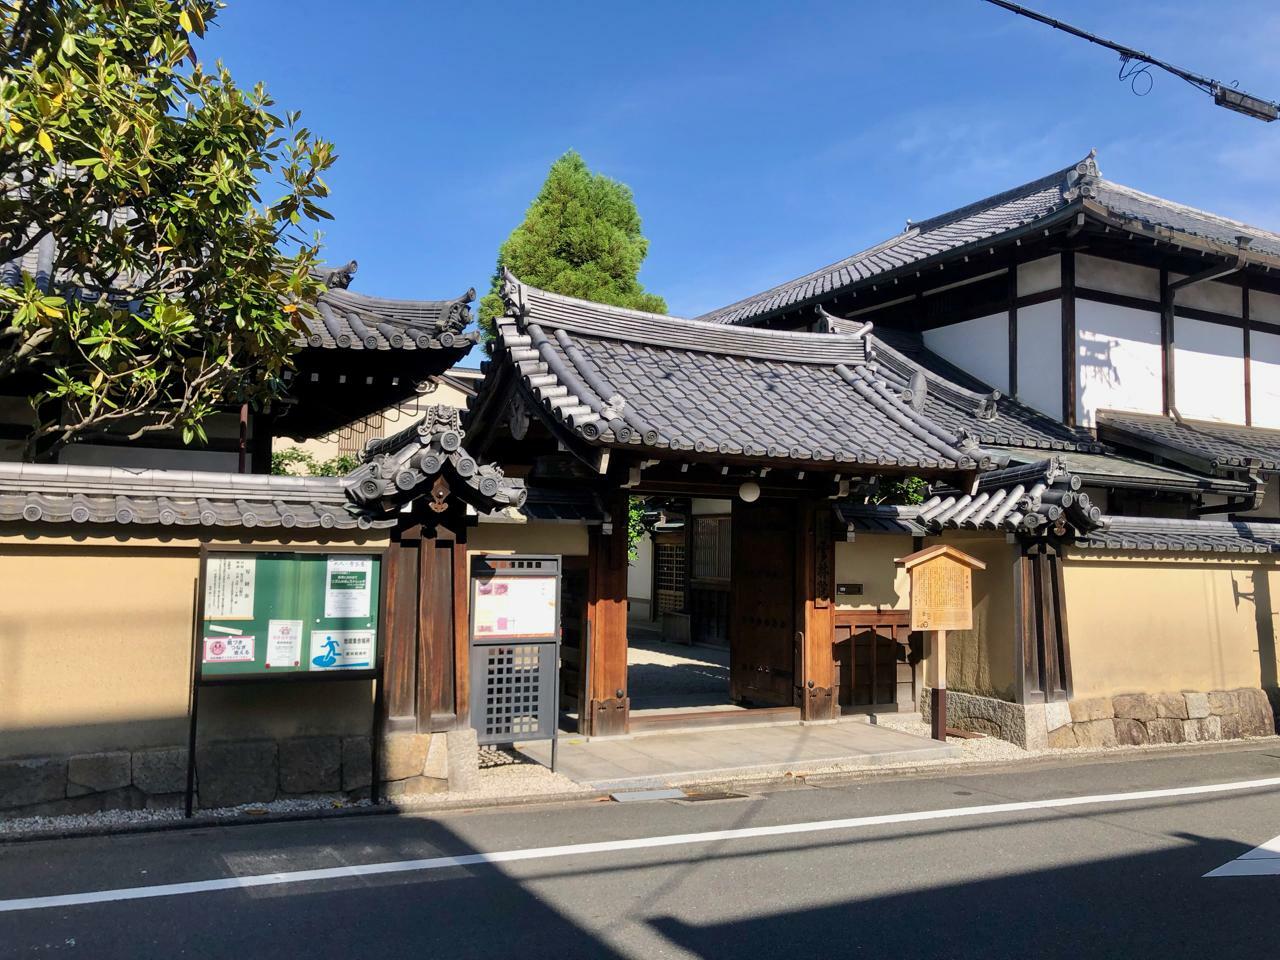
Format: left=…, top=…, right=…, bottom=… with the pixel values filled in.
left=981, top=0, right=1278, bottom=121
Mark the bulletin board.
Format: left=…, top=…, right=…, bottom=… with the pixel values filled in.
left=198, top=550, right=383, bottom=680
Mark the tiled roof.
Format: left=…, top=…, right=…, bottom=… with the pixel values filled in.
left=0, top=462, right=387, bottom=530
left=299, top=261, right=478, bottom=353
left=480, top=485, right=606, bottom=525
left=866, top=326, right=1101, bottom=453
left=342, top=405, right=525, bottom=516
left=1096, top=409, right=1280, bottom=474
left=1078, top=516, right=1280, bottom=554
left=696, top=158, right=1085, bottom=325
left=838, top=457, right=1101, bottom=538
left=696, top=151, right=1280, bottom=326
left=990, top=446, right=1253, bottom=495
left=484, top=272, right=995, bottom=473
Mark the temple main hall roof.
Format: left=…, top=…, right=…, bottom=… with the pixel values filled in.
left=697, top=151, right=1280, bottom=327
left=479, top=271, right=996, bottom=473
left=1097, top=409, right=1280, bottom=476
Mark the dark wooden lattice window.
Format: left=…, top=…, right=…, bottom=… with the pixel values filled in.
left=692, top=517, right=731, bottom=582
left=655, top=540, right=686, bottom=613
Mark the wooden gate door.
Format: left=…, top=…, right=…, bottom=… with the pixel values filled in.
left=729, top=499, right=796, bottom=706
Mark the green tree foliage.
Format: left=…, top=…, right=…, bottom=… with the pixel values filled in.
left=0, top=1, right=335, bottom=451
left=478, top=150, right=665, bottom=342
left=271, top=447, right=358, bottom=478
left=873, top=476, right=928, bottom=506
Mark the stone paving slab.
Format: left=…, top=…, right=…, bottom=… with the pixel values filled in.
left=517, top=720, right=960, bottom=790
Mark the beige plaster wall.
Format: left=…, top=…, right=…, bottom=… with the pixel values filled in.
left=1063, top=551, right=1279, bottom=699
left=468, top=520, right=589, bottom=557
left=834, top=535, right=912, bottom=610
left=0, top=529, right=386, bottom=758
left=928, top=535, right=1019, bottom=700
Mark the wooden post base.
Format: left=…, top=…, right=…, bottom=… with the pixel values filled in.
left=931, top=687, right=947, bottom=742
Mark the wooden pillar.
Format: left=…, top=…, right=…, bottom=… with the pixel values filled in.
left=382, top=524, right=421, bottom=733
left=1013, top=541, right=1073, bottom=705
left=795, top=498, right=838, bottom=721
left=585, top=492, right=630, bottom=736
left=416, top=507, right=470, bottom=733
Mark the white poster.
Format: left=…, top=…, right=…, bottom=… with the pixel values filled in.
left=265, top=619, right=304, bottom=669
left=309, top=629, right=375, bottom=671
left=204, top=557, right=256, bottom=620
left=472, top=575, right=558, bottom=638
left=203, top=635, right=255, bottom=663
left=324, top=556, right=373, bottom=619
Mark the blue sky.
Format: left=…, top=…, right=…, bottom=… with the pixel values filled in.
left=211, top=0, right=1280, bottom=346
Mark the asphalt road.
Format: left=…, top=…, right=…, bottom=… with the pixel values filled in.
left=2, top=743, right=1280, bottom=959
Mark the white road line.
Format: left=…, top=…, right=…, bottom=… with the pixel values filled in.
left=1204, top=833, right=1280, bottom=877
left=3, top=775, right=1278, bottom=914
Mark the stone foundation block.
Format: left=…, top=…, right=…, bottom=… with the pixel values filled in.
left=1219, top=713, right=1243, bottom=740
left=1113, top=718, right=1149, bottom=746
left=1208, top=690, right=1239, bottom=716
left=0, top=756, right=68, bottom=810
left=1047, top=724, right=1078, bottom=748
left=196, top=740, right=277, bottom=809
left=446, top=727, right=480, bottom=793
left=382, top=775, right=449, bottom=800
left=423, top=733, right=449, bottom=782
left=0, top=787, right=144, bottom=821
left=279, top=737, right=341, bottom=794
left=1233, top=688, right=1276, bottom=737
left=380, top=734, right=431, bottom=782
left=67, top=751, right=131, bottom=797
left=921, top=689, right=1040, bottom=748
left=1072, top=718, right=1118, bottom=748
left=1044, top=700, right=1072, bottom=732
left=132, top=746, right=188, bottom=795
left=1112, top=694, right=1158, bottom=722
left=1183, top=692, right=1210, bottom=720
left=342, top=737, right=372, bottom=792
left=1183, top=716, right=1222, bottom=743
left=1145, top=718, right=1185, bottom=744
left=1069, top=697, right=1114, bottom=723
left=1155, top=693, right=1189, bottom=720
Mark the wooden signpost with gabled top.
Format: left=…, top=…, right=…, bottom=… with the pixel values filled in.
left=896, top=545, right=987, bottom=741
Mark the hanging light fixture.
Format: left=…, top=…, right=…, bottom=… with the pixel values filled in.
left=738, top=480, right=761, bottom=503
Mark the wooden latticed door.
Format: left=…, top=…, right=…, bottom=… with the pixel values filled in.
left=728, top=499, right=796, bottom=706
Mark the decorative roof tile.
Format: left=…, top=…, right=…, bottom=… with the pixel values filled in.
left=1078, top=516, right=1280, bottom=554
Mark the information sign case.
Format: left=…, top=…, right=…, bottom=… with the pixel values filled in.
left=468, top=555, right=562, bottom=770
left=185, top=544, right=388, bottom=815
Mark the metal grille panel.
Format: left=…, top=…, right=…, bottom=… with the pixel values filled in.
left=472, top=642, right=557, bottom=744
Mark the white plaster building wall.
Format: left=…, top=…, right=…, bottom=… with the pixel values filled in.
left=629, top=532, right=653, bottom=620
left=1250, top=328, right=1280, bottom=429
left=1075, top=254, right=1160, bottom=300
left=1015, top=299, right=1062, bottom=419
left=1074, top=301, right=1162, bottom=427
left=1171, top=275, right=1243, bottom=317
left=1172, top=316, right=1245, bottom=423
left=1252, top=289, right=1280, bottom=326
left=923, top=313, right=1009, bottom=393
left=1017, top=255, right=1059, bottom=296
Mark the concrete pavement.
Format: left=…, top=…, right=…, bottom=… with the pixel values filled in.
left=1, top=743, right=1278, bottom=958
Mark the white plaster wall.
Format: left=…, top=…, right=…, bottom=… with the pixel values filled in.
left=1075, top=254, right=1160, bottom=301
left=1075, top=301, right=1162, bottom=427
left=1171, top=275, right=1243, bottom=317
left=923, top=313, right=1009, bottom=392
left=629, top=532, right=653, bottom=603
left=1252, top=289, right=1280, bottom=327
left=1016, top=299, right=1062, bottom=420
left=1173, top=316, right=1245, bottom=423
left=692, top=497, right=732, bottom=515
left=1250, top=328, right=1280, bottom=429
left=1017, top=255, right=1059, bottom=297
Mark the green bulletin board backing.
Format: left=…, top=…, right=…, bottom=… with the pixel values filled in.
left=199, top=550, right=382, bottom=680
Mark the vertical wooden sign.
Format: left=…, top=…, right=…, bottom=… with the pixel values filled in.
left=896, top=545, right=986, bottom=741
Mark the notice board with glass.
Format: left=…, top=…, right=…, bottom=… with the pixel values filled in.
left=197, top=548, right=384, bottom=680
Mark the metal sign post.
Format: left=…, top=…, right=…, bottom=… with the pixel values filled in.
left=468, top=554, right=562, bottom=770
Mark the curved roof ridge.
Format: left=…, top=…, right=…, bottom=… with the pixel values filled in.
left=1098, top=179, right=1280, bottom=246
left=502, top=271, right=872, bottom=366
left=908, top=156, right=1083, bottom=233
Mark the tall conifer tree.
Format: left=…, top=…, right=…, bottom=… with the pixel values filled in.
left=478, top=151, right=665, bottom=343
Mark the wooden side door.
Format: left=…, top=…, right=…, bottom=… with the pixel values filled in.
left=729, top=499, right=796, bottom=705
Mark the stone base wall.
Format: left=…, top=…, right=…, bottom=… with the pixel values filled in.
left=922, top=687, right=1277, bottom=750
left=0, top=731, right=468, bottom=821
